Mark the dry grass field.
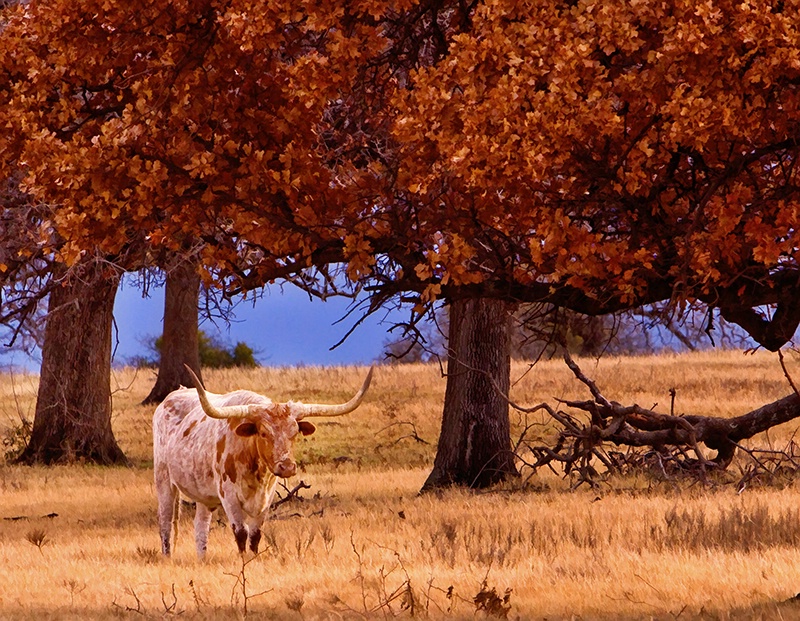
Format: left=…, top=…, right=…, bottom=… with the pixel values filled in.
left=3, top=351, right=800, bottom=619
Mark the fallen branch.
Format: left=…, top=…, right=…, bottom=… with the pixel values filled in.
left=513, top=351, right=800, bottom=485
left=3, top=512, right=59, bottom=521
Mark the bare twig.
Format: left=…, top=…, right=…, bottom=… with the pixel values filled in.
left=778, top=349, right=800, bottom=399
left=376, top=421, right=429, bottom=444
left=112, top=587, right=145, bottom=615
left=272, top=480, right=312, bottom=509
left=160, top=583, right=180, bottom=615
left=188, top=579, right=207, bottom=611
left=562, top=350, right=611, bottom=407
left=350, top=531, right=369, bottom=615
left=224, top=552, right=272, bottom=616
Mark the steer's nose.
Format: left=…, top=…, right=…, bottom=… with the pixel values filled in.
left=274, top=461, right=296, bottom=478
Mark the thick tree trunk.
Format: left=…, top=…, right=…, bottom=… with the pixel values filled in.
left=422, top=297, right=519, bottom=491
left=142, top=260, right=202, bottom=404
left=17, top=265, right=127, bottom=465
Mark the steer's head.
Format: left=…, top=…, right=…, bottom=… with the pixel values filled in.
left=184, top=366, right=373, bottom=478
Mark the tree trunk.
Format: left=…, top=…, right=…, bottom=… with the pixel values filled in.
left=17, top=264, right=127, bottom=465
left=422, top=297, right=519, bottom=491
left=142, top=260, right=202, bottom=404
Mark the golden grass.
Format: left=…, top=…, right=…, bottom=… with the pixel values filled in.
left=2, top=351, right=800, bottom=619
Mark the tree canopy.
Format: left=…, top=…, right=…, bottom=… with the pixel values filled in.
left=5, top=0, right=800, bottom=481
left=0, top=0, right=379, bottom=281
left=388, top=0, right=800, bottom=349
left=3, top=0, right=800, bottom=350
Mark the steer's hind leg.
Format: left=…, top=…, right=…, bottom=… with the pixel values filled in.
left=155, top=480, right=179, bottom=556
left=194, top=504, right=213, bottom=560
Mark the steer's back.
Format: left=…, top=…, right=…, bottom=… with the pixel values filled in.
left=153, top=388, right=215, bottom=458
left=153, top=388, right=227, bottom=505
left=153, top=387, right=272, bottom=506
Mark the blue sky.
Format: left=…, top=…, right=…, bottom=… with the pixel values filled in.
left=0, top=279, right=407, bottom=372
left=111, top=278, right=405, bottom=368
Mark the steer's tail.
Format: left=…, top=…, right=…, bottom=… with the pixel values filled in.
left=172, top=492, right=180, bottom=549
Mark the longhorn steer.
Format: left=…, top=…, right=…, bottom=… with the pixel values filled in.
left=153, top=366, right=373, bottom=559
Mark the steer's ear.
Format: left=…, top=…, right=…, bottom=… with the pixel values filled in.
left=297, top=421, right=316, bottom=436
left=234, top=422, right=259, bottom=437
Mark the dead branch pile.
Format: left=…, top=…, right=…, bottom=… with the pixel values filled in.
left=513, top=353, right=800, bottom=487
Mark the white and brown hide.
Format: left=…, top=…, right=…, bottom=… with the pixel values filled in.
left=153, top=368, right=372, bottom=559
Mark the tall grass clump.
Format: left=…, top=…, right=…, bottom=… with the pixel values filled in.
left=656, top=502, right=800, bottom=553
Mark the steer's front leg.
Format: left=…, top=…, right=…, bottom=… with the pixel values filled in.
left=220, top=491, right=250, bottom=556
left=248, top=528, right=262, bottom=554
left=248, top=506, right=272, bottom=556
left=232, top=523, right=248, bottom=554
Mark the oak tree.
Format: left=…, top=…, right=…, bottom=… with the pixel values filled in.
left=0, top=0, right=383, bottom=461
left=8, top=0, right=800, bottom=485
left=383, top=0, right=800, bottom=486
left=16, top=259, right=127, bottom=464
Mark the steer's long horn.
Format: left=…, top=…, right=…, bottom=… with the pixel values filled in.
left=295, top=367, right=374, bottom=419
left=184, top=364, right=253, bottom=419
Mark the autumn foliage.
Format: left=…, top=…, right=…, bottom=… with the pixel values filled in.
left=0, top=0, right=386, bottom=280
left=390, top=0, right=800, bottom=346
left=2, top=0, right=800, bottom=347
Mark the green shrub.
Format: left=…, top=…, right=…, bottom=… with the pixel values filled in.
left=137, top=330, right=260, bottom=369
